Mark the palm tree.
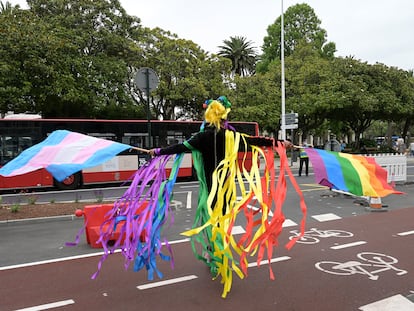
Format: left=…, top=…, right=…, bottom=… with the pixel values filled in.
left=218, top=36, right=257, bottom=77
left=0, top=1, right=18, bottom=14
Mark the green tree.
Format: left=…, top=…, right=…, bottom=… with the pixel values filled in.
left=0, top=0, right=145, bottom=118
left=138, top=27, right=231, bottom=121
left=258, top=3, right=336, bottom=73
left=282, top=43, right=334, bottom=139
left=230, top=72, right=280, bottom=134
left=218, top=36, right=257, bottom=77
left=0, top=6, right=45, bottom=115
left=326, top=57, right=408, bottom=147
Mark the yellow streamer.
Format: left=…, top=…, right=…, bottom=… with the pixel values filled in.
left=181, top=131, right=296, bottom=298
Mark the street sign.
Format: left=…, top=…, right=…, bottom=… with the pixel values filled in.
left=134, top=67, right=159, bottom=92
left=134, top=67, right=159, bottom=148
left=283, top=124, right=298, bottom=130
left=284, top=112, right=298, bottom=125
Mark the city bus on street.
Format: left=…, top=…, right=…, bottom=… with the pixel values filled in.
left=0, top=118, right=259, bottom=192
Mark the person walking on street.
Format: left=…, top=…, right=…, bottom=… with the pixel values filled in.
left=299, top=143, right=309, bottom=176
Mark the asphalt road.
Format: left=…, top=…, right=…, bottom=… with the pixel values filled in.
left=1, top=163, right=414, bottom=310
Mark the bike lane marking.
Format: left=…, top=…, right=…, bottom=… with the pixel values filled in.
left=312, top=213, right=342, bottom=222
left=136, top=256, right=291, bottom=290
left=309, top=209, right=414, bottom=309
left=331, top=241, right=367, bottom=249
left=247, top=256, right=291, bottom=268
left=15, top=299, right=75, bottom=311
left=137, top=275, right=198, bottom=290
left=359, top=294, right=414, bottom=311
left=397, top=230, right=414, bottom=236
left=282, top=219, right=297, bottom=227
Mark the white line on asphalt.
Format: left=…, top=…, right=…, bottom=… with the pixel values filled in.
left=186, top=191, right=192, bottom=209
left=282, top=219, right=298, bottom=227
left=177, top=185, right=198, bottom=189
left=247, top=256, right=291, bottom=267
left=358, top=294, right=414, bottom=310
left=231, top=225, right=246, bottom=235
left=330, top=241, right=367, bottom=250
left=137, top=275, right=198, bottom=290
left=0, top=239, right=190, bottom=271
left=0, top=252, right=105, bottom=271
left=312, top=213, right=342, bottom=222
left=15, top=299, right=75, bottom=311
left=397, top=230, right=414, bottom=236
left=167, top=238, right=190, bottom=244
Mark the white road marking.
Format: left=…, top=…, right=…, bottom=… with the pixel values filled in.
left=231, top=225, right=246, bottom=235
left=312, top=213, right=342, bottom=222
left=15, top=299, right=75, bottom=311
left=246, top=204, right=274, bottom=216
left=137, top=275, right=198, bottom=290
left=282, top=219, right=297, bottom=227
left=186, top=191, right=192, bottom=209
left=358, top=294, right=414, bottom=311
left=247, top=256, right=291, bottom=267
left=167, top=238, right=190, bottom=245
left=330, top=241, right=367, bottom=250
left=397, top=230, right=414, bottom=236
left=0, top=239, right=192, bottom=271
left=170, top=200, right=182, bottom=209
left=0, top=252, right=106, bottom=271
left=177, top=184, right=198, bottom=189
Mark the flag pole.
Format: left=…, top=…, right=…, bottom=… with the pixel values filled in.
left=130, top=146, right=150, bottom=153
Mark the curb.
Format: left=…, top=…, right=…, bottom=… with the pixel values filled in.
left=0, top=201, right=184, bottom=226
left=0, top=214, right=82, bottom=226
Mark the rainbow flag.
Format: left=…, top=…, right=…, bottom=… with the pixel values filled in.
left=305, top=148, right=402, bottom=198
left=0, top=130, right=131, bottom=181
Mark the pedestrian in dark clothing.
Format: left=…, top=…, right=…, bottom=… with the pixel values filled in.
left=298, top=143, right=310, bottom=176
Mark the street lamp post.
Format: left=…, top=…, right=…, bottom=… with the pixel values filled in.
left=280, top=0, right=286, bottom=140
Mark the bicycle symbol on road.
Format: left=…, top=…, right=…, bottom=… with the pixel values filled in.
left=315, top=252, right=407, bottom=280
left=289, top=227, right=353, bottom=244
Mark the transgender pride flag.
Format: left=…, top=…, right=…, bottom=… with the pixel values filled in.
left=0, top=130, right=131, bottom=182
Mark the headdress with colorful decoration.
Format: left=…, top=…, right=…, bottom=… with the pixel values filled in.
left=200, top=95, right=232, bottom=131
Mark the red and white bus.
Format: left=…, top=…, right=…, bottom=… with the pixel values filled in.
left=0, top=118, right=259, bottom=191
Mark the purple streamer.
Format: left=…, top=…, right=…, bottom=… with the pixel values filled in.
left=90, top=154, right=182, bottom=280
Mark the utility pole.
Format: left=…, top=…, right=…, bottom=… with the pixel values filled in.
left=280, top=0, right=286, bottom=140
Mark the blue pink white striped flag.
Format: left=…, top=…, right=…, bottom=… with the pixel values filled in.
left=0, top=130, right=131, bottom=181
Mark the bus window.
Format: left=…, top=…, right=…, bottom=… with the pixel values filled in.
left=123, top=133, right=147, bottom=149
left=0, top=136, right=33, bottom=165
left=2, top=136, right=16, bottom=164
left=87, top=133, right=116, bottom=141
left=19, top=137, right=33, bottom=152
left=166, top=131, right=185, bottom=145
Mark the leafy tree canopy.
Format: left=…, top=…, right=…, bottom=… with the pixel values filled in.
left=1, top=0, right=145, bottom=118
left=258, top=3, right=336, bottom=73
left=218, top=36, right=257, bottom=77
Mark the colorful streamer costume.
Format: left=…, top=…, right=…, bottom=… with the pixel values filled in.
left=92, top=97, right=307, bottom=298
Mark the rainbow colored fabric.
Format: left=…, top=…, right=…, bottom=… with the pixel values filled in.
left=182, top=134, right=307, bottom=298
left=91, top=153, right=183, bottom=280
left=305, top=148, right=402, bottom=197
left=90, top=136, right=307, bottom=298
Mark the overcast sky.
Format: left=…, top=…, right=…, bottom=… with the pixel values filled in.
left=8, top=0, right=414, bottom=71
